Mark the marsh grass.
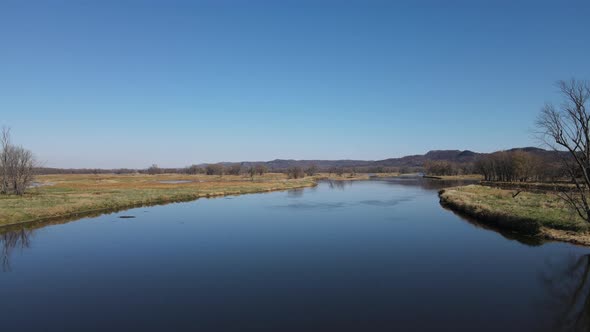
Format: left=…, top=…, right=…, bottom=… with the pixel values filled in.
left=440, top=185, right=587, bottom=233
left=0, top=173, right=316, bottom=227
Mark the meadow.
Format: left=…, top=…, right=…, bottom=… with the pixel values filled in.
left=0, top=173, right=317, bottom=227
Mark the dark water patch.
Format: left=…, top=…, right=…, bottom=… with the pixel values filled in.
left=271, top=201, right=349, bottom=210
left=359, top=196, right=415, bottom=207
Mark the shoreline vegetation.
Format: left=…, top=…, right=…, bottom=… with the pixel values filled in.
left=439, top=185, right=590, bottom=247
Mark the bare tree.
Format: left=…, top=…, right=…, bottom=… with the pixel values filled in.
left=0, top=127, right=11, bottom=194
left=247, top=166, right=257, bottom=179
left=11, top=147, right=35, bottom=195
left=305, top=164, right=318, bottom=176
left=227, top=164, right=242, bottom=175
left=254, top=164, right=267, bottom=176
left=184, top=165, right=202, bottom=175
left=287, top=166, right=305, bottom=179
left=147, top=164, right=161, bottom=175
left=0, top=127, right=36, bottom=195
left=205, top=164, right=224, bottom=176
left=537, top=79, right=590, bottom=222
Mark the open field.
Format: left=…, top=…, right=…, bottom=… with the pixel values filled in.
left=439, top=185, right=590, bottom=246
left=0, top=173, right=316, bottom=227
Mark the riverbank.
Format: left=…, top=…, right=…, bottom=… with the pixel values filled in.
left=439, top=185, right=590, bottom=246
left=0, top=173, right=316, bottom=228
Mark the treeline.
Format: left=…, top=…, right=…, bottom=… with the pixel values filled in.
left=425, top=150, right=564, bottom=182
left=424, top=160, right=473, bottom=176
left=36, top=164, right=415, bottom=176
left=144, top=163, right=270, bottom=177
left=36, top=167, right=138, bottom=175
left=474, top=151, right=562, bottom=182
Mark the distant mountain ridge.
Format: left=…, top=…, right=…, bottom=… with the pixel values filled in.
left=213, top=147, right=557, bottom=170
left=36, top=147, right=561, bottom=174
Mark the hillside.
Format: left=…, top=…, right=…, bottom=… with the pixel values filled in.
left=36, top=147, right=563, bottom=174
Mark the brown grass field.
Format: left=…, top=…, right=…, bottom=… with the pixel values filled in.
left=0, top=173, right=316, bottom=227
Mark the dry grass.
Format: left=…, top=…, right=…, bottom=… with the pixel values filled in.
left=0, top=173, right=316, bottom=227
left=439, top=185, right=590, bottom=246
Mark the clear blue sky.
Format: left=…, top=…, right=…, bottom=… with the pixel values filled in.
left=1, top=1, right=589, bottom=168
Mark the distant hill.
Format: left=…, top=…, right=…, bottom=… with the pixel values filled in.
left=36, top=147, right=565, bottom=174
left=372, top=150, right=481, bottom=168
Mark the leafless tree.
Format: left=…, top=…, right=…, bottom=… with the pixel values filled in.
left=227, top=164, right=242, bottom=175
left=0, top=127, right=36, bottom=195
left=147, top=164, right=161, bottom=175
left=205, top=164, right=224, bottom=176
left=184, top=165, right=202, bottom=175
left=0, top=127, right=11, bottom=194
left=305, top=164, right=318, bottom=176
left=247, top=166, right=257, bottom=179
left=11, top=147, right=35, bottom=195
left=287, top=166, right=305, bottom=179
left=537, top=79, right=590, bottom=222
left=254, top=164, right=267, bottom=176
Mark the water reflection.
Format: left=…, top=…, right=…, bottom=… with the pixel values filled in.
left=1, top=227, right=33, bottom=271
left=359, top=197, right=415, bottom=207
left=2, top=177, right=590, bottom=331
left=441, top=206, right=545, bottom=247
left=374, top=176, right=479, bottom=191
left=325, top=180, right=353, bottom=190
left=541, top=254, right=590, bottom=331
left=287, top=188, right=305, bottom=198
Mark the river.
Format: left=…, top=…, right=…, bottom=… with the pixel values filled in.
left=1, top=178, right=589, bottom=331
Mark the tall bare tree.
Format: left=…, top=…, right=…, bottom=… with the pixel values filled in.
left=0, top=127, right=10, bottom=194
left=537, top=79, right=590, bottom=222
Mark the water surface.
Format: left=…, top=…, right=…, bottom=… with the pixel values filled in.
left=1, top=179, right=589, bottom=331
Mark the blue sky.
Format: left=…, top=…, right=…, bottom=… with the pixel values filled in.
left=1, top=1, right=589, bottom=168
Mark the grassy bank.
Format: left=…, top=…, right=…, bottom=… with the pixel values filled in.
left=439, top=185, right=590, bottom=246
left=0, top=173, right=316, bottom=228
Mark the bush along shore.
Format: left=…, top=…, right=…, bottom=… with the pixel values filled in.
left=439, top=185, right=590, bottom=246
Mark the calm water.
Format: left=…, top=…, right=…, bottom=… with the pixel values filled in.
left=2, top=179, right=590, bottom=331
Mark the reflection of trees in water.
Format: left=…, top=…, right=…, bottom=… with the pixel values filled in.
left=326, top=180, right=353, bottom=190
left=377, top=177, right=479, bottom=191
left=541, top=253, right=590, bottom=332
left=287, top=188, right=305, bottom=198
left=1, top=228, right=33, bottom=271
